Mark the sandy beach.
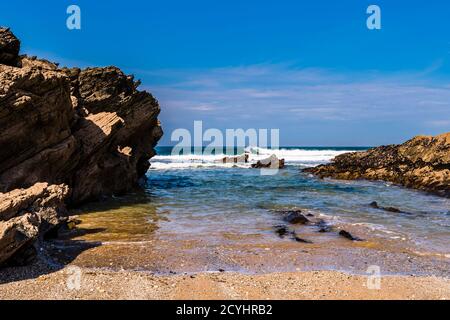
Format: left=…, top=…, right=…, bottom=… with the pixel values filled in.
left=0, top=264, right=449, bottom=300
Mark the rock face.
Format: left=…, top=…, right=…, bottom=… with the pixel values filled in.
left=0, top=28, right=20, bottom=66
left=0, top=28, right=163, bottom=265
left=0, top=184, right=68, bottom=265
left=305, top=133, right=450, bottom=197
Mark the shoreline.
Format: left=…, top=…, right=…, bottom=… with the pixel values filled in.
left=0, top=265, right=448, bottom=300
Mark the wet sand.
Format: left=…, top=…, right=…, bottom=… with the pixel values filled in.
left=1, top=196, right=448, bottom=300
left=0, top=263, right=449, bottom=300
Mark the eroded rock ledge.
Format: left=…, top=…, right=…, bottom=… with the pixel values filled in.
left=304, top=133, right=450, bottom=197
left=0, top=27, right=163, bottom=265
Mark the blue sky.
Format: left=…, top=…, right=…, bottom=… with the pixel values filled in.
left=1, top=0, right=449, bottom=146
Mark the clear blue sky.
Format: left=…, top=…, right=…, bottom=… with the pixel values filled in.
left=1, top=0, right=449, bottom=146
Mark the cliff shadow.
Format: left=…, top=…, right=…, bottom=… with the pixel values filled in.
left=0, top=229, right=103, bottom=285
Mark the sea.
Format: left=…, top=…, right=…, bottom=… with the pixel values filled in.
left=67, top=146, right=450, bottom=275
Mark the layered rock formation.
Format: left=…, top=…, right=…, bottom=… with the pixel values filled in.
left=0, top=28, right=163, bottom=265
left=305, top=133, right=450, bottom=197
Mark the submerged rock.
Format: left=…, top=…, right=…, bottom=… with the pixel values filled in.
left=370, top=201, right=410, bottom=214
left=275, top=210, right=310, bottom=225
left=292, top=234, right=313, bottom=244
left=285, top=212, right=309, bottom=225
left=316, top=219, right=333, bottom=233
left=304, top=133, right=450, bottom=197
left=338, top=230, right=363, bottom=241
left=0, top=28, right=163, bottom=265
left=274, top=225, right=289, bottom=238
left=251, top=155, right=285, bottom=169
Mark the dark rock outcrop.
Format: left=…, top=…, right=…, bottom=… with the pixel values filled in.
left=0, top=28, right=163, bottom=265
left=304, top=133, right=450, bottom=197
left=0, top=27, right=20, bottom=66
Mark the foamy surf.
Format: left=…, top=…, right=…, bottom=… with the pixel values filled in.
left=150, top=147, right=355, bottom=170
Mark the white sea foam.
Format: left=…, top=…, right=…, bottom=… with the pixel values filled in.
left=149, top=147, right=357, bottom=170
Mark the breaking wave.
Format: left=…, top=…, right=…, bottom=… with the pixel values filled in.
left=150, top=147, right=358, bottom=170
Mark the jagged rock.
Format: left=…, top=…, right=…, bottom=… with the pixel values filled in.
left=251, top=155, right=285, bottom=169
left=0, top=28, right=163, bottom=203
left=0, top=28, right=163, bottom=265
left=218, top=154, right=249, bottom=163
left=0, top=27, right=20, bottom=66
left=304, top=133, right=450, bottom=197
left=0, top=183, right=68, bottom=265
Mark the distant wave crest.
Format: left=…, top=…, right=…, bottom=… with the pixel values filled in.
left=150, top=147, right=355, bottom=170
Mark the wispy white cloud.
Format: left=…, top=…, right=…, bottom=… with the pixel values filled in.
left=138, top=63, right=450, bottom=145
left=143, top=63, right=450, bottom=119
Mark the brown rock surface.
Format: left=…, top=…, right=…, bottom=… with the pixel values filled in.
left=0, top=183, right=68, bottom=265
left=251, top=154, right=285, bottom=169
left=304, top=133, right=450, bottom=197
left=0, top=28, right=163, bottom=264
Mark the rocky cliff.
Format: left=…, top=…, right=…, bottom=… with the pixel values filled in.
left=305, top=133, right=450, bottom=197
left=0, top=27, right=163, bottom=265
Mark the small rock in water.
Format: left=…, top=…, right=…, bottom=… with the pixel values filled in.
left=292, top=232, right=313, bottom=244
left=370, top=201, right=380, bottom=209
left=370, top=201, right=409, bottom=215
left=274, top=225, right=289, bottom=238
left=339, top=230, right=363, bottom=241
left=284, top=211, right=310, bottom=225
left=316, top=219, right=332, bottom=233
left=385, top=207, right=402, bottom=213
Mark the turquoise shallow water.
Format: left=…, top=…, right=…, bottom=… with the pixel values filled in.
left=147, top=146, right=450, bottom=257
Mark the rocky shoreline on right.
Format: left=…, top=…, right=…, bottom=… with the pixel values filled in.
left=304, top=132, right=450, bottom=198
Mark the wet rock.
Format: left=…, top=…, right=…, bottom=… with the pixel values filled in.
left=370, top=201, right=409, bottom=214
left=338, top=230, right=363, bottom=241
left=251, top=155, right=285, bottom=169
left=369, top=201, right=380, bottom=209
left=316, top=219, right=332, bottom=233
left=284, top=211, right=310, bottom=225
left=274, top=225, right=289, bottom=238
left=304, top=132, right=450, bottom=198
left=292, top=232, right=313, bottom=244
left=385, top=207, right=402, bottom=213
left=219, top=154, right=249, bottom=163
